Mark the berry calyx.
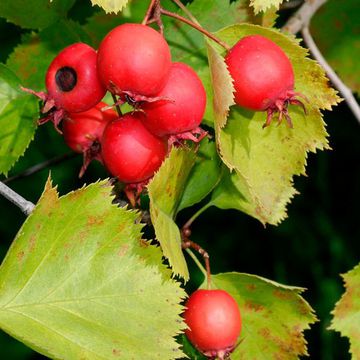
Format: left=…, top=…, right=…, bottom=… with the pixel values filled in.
left=101, top=112, right=168, bottom=184
left=46, top=42, right=106, bottom=113
left=141, top=62, right=207, bottom=139
left=63, top=102, right=118, bottom=177
left=97, top=23, right=172, bottom=97
left=225, top=34, right=305, bottom=128
left=184, top=289, right=241, bottom=359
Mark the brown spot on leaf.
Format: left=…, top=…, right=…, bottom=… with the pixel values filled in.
left=273, top=289, right=292, bottom=300
left=29, top=234, right=37, bottom=252
left=246, top=283, right=257, bottom=291
left=139, top=239, right=149, bottom=248
left=17, top=251, right=25, bottom=262
left=112, top=349, right=121, bottom=356
left=87, top=216, right=104, bottom=226
left=118, top=244, right=129, bottom=257
left=244, top=300, right=264, bottom=312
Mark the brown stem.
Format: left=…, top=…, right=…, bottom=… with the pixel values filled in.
left=142, top=0, right=158, bottom=25
left=111, top=93, right=122, bottom=117
left=160, top=8, right=230, bottom=51
left=171, top=0, right=200, bottom=25
left=181, top=230, right=212, bottom=289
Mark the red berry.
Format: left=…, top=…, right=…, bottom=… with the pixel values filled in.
left=46, top=43, right=106, bottom=113
left=141, top=62, right=206, bottom=137
left=63, top=102, right=117, bottom=154
left=225, top=35, right=303, bottom=127
left=184, top=289, right=241, bottom=359
left=62, top=102, right=117, bottom=177
left=101, top=113, right=168, bottom=183
left=97, top=23, right=172, bottom=97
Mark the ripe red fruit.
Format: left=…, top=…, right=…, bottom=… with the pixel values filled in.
left=225, top=34, right=304, bottom=128
left=184, top=289, right=241, bottom=359
left=46, top=43, right=106, bottom=113
left=101, top=113, right=168, bottom=183
left=141, top=62, right=206, bottom=137
left=97, top=23, right=172, bottom=97
left=63, top=102, right=117, bottom=177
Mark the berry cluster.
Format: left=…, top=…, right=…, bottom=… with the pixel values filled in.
left=27, top=23, right=207, bottom=192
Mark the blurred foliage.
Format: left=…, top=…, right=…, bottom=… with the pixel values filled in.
left=0, top=1, right=359, bottom=359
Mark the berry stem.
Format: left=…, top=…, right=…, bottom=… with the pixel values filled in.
left=183, top=202, right=212, bottom=230
left=142, top=0, right=158, bottom=25
left=182, top=231, right=212, bottom=289
left=160, top=8, right=230, bottom=51
left=184, top=248, right=207, bottom=278
left=111, top=93, right=122, bottom=117
left=171, top=0, right=200, bottom=25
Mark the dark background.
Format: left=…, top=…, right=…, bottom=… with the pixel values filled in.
left=0, top=1, right=359, bottom=359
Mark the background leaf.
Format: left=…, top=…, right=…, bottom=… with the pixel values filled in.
left=208, top=24, right=340, bottom=225
left=310, top=0, right=360, bottom=93
left=205, top=273, right=317, bottom=359
left=6, top=20, right=91, bottom=89
left=148, top=148, right=196, bottom=280
left=0, top=0, right=75, bottom=30
left=330, top=263, right=360, bottom=359
left=0, top=65, right=37, bottom=176
left=0, top=179, right=186, bottom=360
left=178, top=139, right=222, bottom=212
left=90, top=0, right=130, bottom=14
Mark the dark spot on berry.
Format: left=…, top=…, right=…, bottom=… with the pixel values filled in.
left=55, top=66, right=77, bottom=92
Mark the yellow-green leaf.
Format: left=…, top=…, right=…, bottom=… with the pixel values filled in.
left=0, top=178, right=186, bottom=360
left=148, top=147, right=196, bottom=280
left=91, top=0, right=129, bottom=14
left=330, top=263, right=360, bottom=359
left=250, top=0, right=283, bottom=14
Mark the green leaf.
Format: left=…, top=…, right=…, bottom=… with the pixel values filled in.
left=179, top=334, right=207, bottom=360
left=209, top=24, right=340, bottom=225
left=83, top=1, right=151, bottom=48
left=148, top=147, right=196, bottom=280
left=6, top=20, right=91, bottom=89
left=0, top=179, right=186, bottom=360
left=250, top=0, right=282, bottom=14
left=0, top=64, right=38, bottom=176
left=0, top=0, right=75, bottom=30
left=330, top=263, right=360, bottom=359
left=310, top=0, right=360, bottom=93
left=90, top=0, right=129, bottom=14
left=205, top=273, right=317, bottom=359
left=178, top=139, right=222, bottom=212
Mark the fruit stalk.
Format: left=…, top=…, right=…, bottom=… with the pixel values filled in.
left=182, top=232, right=212, bottom=289
left=160, top=8, right=230, bottom=51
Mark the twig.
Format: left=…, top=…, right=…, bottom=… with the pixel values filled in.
left=160, top=8, right=230, bottom=51
left=280, top=0, right=304, bottom=10
left=301, top=26, right=360, bottom=123
left=282, top=0, right=327, bottom=34
left=171, top=0, right=200, bottom=25
left=3, top=152, right=77, bottom=184
left=0, top=181, right=35, bottom=216
left=142, top=0, right=158, bottom=25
